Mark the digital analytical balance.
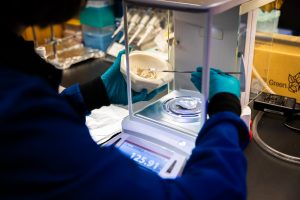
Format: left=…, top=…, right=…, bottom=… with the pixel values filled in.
left=106, top=0, right=274, bottom=178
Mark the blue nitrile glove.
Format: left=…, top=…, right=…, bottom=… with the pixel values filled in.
left=101, top=50, right=167, bottom=105
left=191, top=67, right=240, bottom=99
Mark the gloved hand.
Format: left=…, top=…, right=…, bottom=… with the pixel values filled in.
left=191, top=67, right=240, bottom=99
left=101, top=50, right=167, bottom=105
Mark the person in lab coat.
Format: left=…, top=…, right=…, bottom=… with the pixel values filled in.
left=0, top=0, right=249, bottom=199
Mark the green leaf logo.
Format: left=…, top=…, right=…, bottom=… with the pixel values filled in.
left=288, top=72, right=300, bottom=93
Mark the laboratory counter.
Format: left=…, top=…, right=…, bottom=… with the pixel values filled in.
left=245, top=111, right=300, bottom=200
left=61, top=58, right=300, bottom=200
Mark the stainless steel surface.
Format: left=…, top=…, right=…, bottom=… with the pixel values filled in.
left=125, top=0, right=250, bottom=14
left=135, top=90, right=203, bottom=136
left=47, top=44, right=104, bottom=70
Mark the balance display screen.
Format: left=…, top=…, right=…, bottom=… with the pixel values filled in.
left=119, top=141, right=169, bottom=173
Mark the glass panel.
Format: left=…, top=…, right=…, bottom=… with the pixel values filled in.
left=123, top=5, right=243, bottom=136
left=251, top=1, right=300, bottom=103
left=123, top=7, right=172, bottom=113
left=251, top=2, right=286, bottom=103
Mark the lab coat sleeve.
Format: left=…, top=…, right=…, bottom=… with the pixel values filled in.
left=49, top=91, right=248, bottom=200
left=3, top=76, right=249, bottom=199
left=63, top=112, right=249, bottom=199
left=97, top=112, right=249, bottom=200
left=170, top=112, right=249, bottom=200
left=81, top=112, right=249, bottom=200
left=60, top=78, right=110, bottom=117
left=163, top=93, right=249, bottom=199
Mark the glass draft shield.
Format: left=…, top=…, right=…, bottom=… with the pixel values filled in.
left=122, top=0, right=248, bottom=137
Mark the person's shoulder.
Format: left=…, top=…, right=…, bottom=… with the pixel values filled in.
left=0, top=66, right=83, bottom=129
left=0, top=67, right=65, bottom=115
left=0, top=68, right=56, bottom=99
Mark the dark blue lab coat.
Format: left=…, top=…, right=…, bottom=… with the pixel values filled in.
left=0, top=33, right=249, bottom=199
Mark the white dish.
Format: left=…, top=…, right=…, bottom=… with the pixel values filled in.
left=120, top=51, right=174, bottom=92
